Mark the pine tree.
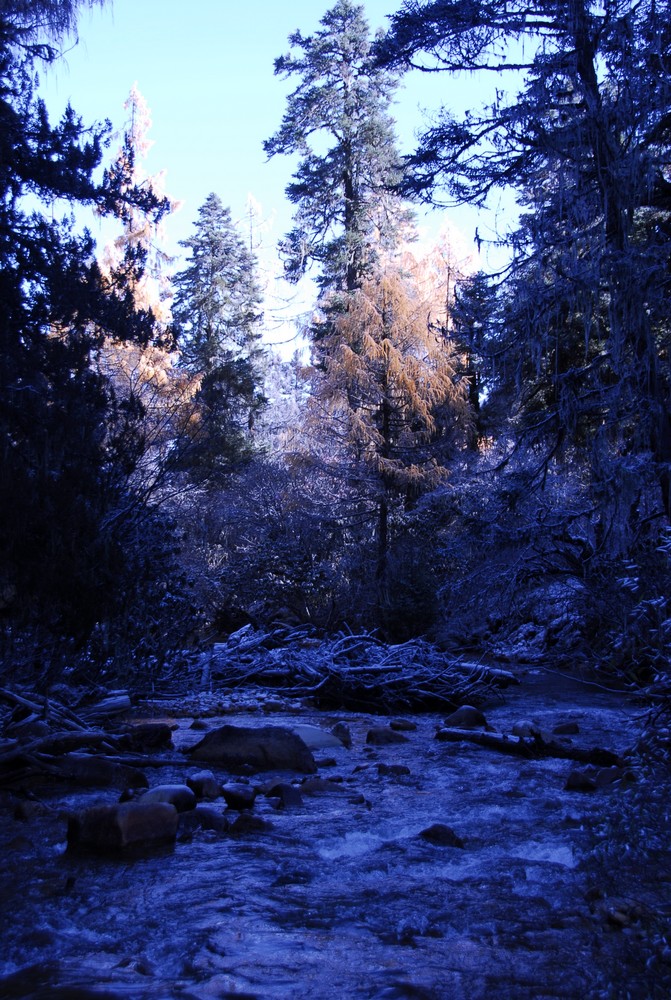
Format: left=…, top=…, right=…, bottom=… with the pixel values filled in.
left=264, top=0, right=410, bottom=292
left=171, top=193, right=266, bottom=479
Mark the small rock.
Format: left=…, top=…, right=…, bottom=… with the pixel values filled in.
left=512, top=720, right=541, bottom=738
left=292, top=724, right=344, bottom=749
left=229, top=813, right=272, bottom=836
left=68, top=801, right=179, bottom=852
left=140, top=784, right=197, bottom=812
left=264, top=782, right=303, bottom=808
left=390, top=719, right=417, bottom=732
left=443, top=705, right=488, bottom=730
left=595, top=766, right=624, bottom=787
left=187, top=770, right=224, bottom=800
left=301, top=777, right=341, bottom=794
left=553, top=721, right=580, bottom=736
left=377, top=763, right=411, bottom=777
left=221, top=783, right=257, bottom=811
left=564, top=770, right=598, bottom=792
left=193, top=805, right=229, bottom=833
left=366, top=727, right=409, bottom=746
left=331, top=722, right=352, bottom=748
left=419, top=823, right=464, bottom=848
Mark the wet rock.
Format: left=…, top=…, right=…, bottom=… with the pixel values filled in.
left=193, top=805, right=229, bottom=833
left=553, top=720, right=581, bottom=736
left=301, top=777, right=343, bottom=794
left=187, top=724, right=317, bottom=774
left=120, top=722, right=173, bottom=751
left=331, top=722, right=352, bottom=748
left=390, top=719, right=417, bottom=732
left=595, top=765, right=625, bottom=787
left=292, top=724, right=344, bottom=749
left=140, top=784, right=197, bottom=812
left=68, top=801, right=179, bottom=852
left=264, top=781, right=303, bottom=808
left=512, top=720, right=542, bottom=738
left=221, top=783, right=257, bottom=811
left=187, top=769, right=224, bottom=800
left=419, top=823, right=465, bottom=848
left=377, top=763, right=411, bottom=777
left=564, top=769, right=598, bottom=792
left=366, top=727, right=410, bottom=746
left=228, top=812, right=272, bottom=836
left=443, top=705, right=488, bottom=730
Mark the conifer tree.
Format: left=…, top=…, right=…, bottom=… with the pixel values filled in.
left=172, top=193, right=266, bottom=479
left=264, top=0, right=410, bottom=292
left=308, top=267, right=472, bottom=581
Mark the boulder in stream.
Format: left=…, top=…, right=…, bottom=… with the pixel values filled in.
left=419, top=823, right=465, bottom=848
left=68, top=801, right=179, bottom=852
left=443, top=705, right=489, bottom=730
left=366, top=726, right=409, bottom=746
left=187, top=724, right=317, bottom=774
left=140, top=784, right=197, bottom=812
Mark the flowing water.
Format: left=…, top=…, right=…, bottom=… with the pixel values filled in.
left=0, top=668, right=647, bottom=998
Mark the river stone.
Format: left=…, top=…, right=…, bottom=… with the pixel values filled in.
left=390, top=719, right=417, bottom=732
left=68, top=801, right=179, bottom=852
left=140, top=784, right=197, bottom=812
left=188, top=724, right=317, bottom=774
left=264, top=781, right=303, bottom=808
left=229, top=812, right=272, bottom=836
left=366, top=727, right=410, bottom=745
left=564, top=769, right=598, bottom=792
left=512, top=720, right=542, bottom=738
left=222, top=783, right=257, bottom=811
left=187, top=770, right=224, bottom=800
left=120, top=722, right=173, bottom=751
left=193, top=805, right=229, bottom=833
left=553, top=720, right=580, bottom=736
left=443, top=705, right=488, bottom=730
left=292, top=724, right=344, bottom=749
left=419, top=823, right=465, bottom=848
left=377, top=763, right=411, bottom=777
left=331, top=722, right=352, bottom=748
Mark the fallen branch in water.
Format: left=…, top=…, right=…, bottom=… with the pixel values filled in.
left=435, top=727, right=623, bottom=767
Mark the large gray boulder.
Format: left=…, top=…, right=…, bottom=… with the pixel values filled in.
left=187, top=724, right=317, bottom=774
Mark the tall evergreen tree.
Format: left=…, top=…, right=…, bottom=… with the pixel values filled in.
left=171, top=193, right=266, bottom=479
left=264, top=0, right=410, bottom=292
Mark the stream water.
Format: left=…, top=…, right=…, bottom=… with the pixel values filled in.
left=0, top=667, right=648, bottom=998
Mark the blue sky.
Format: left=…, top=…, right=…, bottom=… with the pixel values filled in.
left=43, top=1, right=490, bottom=255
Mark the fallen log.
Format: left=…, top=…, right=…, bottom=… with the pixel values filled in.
left=435, top=727, right=623, bottom=767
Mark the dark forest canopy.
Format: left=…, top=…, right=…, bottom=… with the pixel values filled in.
left=0, top=0, right=668, bottom=693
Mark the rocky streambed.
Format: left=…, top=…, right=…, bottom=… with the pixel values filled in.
left=0, top=666, right=668, bottom=999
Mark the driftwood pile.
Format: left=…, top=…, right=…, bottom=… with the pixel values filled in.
left=199, top=624, right=518, bottom=713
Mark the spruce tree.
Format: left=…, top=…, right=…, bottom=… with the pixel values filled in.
left=172, top=193, right=266, bottom=479
left=264, top=0, right=410, bottom=292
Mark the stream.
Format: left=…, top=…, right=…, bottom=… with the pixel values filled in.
left=0, top=666, right=654, bottom=999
